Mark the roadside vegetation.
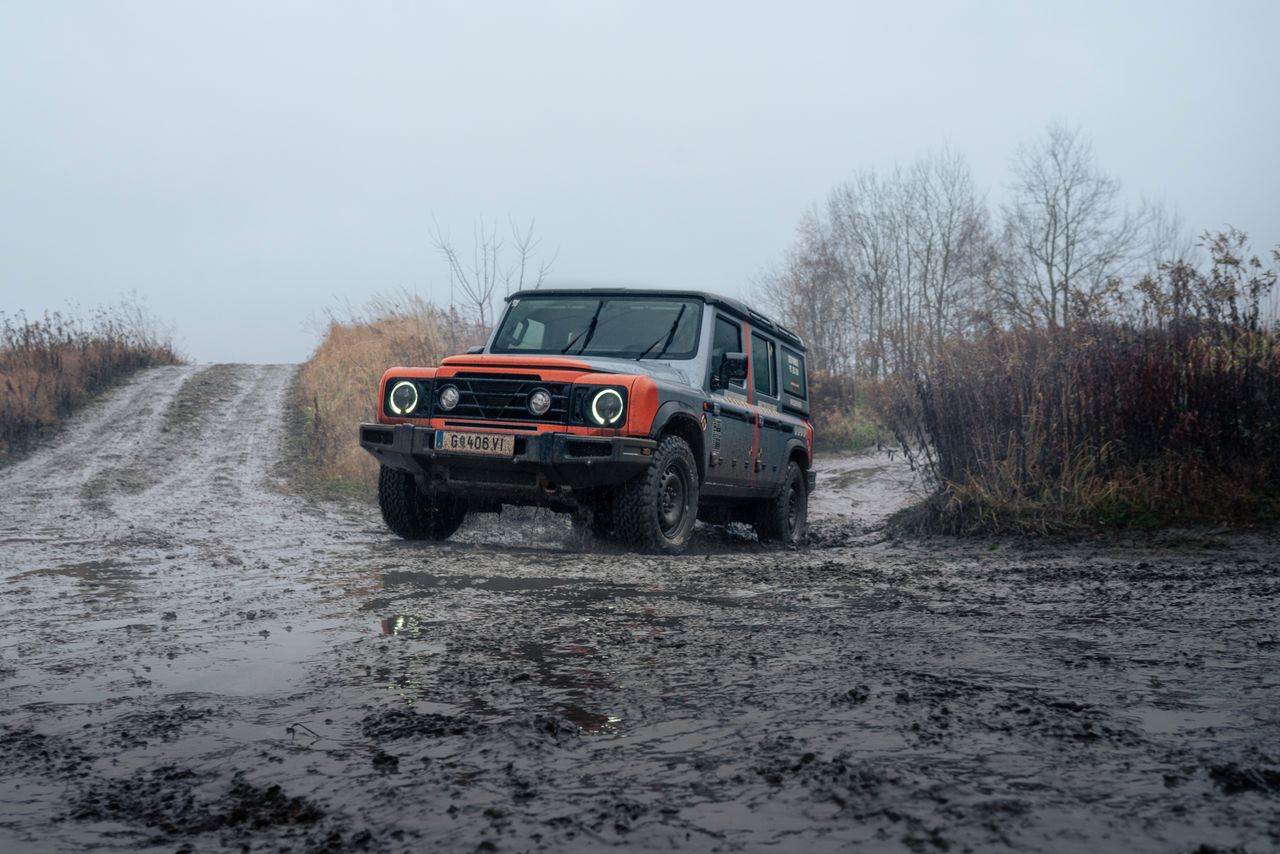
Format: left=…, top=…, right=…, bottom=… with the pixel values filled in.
left=292, top=293, right=484, bottom=496
left=808, top=372, right=888, bottom=452
left=763, top=123, right=1280, bottom=532
left=293, top=221, right=550, bottom=497
left=876, top=319, right=1280, bottom=532
left=0, top=298, right=180, bottom=461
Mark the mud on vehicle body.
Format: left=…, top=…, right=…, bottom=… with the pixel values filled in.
left=359, top=288, right=815, bottom=553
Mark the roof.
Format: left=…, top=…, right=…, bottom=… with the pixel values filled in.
left=504, top=287, right=805, bottom=350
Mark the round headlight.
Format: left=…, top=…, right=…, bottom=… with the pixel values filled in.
left=528, top=388, right=552, bottom=416
left=389, top=380, right=419, bottom=415
left=438, top=385, right=460, bottom=411
left=589, top=388, right=624, bottom=425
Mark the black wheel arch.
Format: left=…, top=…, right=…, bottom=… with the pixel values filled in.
left=784, top=437, right=811, bottom=472
left=650, top=400, right=706, bottom=482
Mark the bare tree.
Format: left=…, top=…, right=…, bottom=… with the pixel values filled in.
left=504, top=217, right=558, bottom=297
left=828, top=172, right=891, bottom=376
left=905, top=153, right=993, bottom=357
left=764, top=153, right=993, bottom=376
left=1145, top=201, right=1196, bottom=269
left=755, top=209, right=853, bottom=375
left=999, top=124, right=1144, bottom=330
left=431, top=218, right=555, bottom=327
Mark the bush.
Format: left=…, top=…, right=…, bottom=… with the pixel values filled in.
left=0, top=299, right=180, bottom=459
left=292, top=293, right=485, bottom=495
left=875, top=323, right=1280, bottom=532
left=808, top=371, right=889, bottom=452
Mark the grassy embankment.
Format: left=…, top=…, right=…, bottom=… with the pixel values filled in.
left=0, top=302, right=181, bottom=462
left=292, top=295, right=483, bottom=497
left=874, top=323, right=1280, bottom=533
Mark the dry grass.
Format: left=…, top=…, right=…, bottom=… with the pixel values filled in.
left=0, top=300, right=181, bottom=459
left=875, top=323, right=1280, bottom=533
left=292, top=293, right=484, bottom=495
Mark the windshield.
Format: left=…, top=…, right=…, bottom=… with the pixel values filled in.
left=491, top=296, right=704, bottom=359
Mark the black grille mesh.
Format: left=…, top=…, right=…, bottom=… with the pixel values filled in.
left=439, top=374, right=569, bottom=423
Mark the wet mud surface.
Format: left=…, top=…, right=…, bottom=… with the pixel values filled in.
left=1, top=364, right=1278, bottom=852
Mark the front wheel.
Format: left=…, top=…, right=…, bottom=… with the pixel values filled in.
left=613, top=435, right=699, bottom=554
left=754, top=461, right=808, bottom=545
left=377, top=466, right=467, bottom=541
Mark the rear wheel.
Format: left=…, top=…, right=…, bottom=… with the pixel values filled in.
left=613, top=435, right=699, bottom=554
left=754, top=461, right=808, bottom=545
left=377, top=466, right=467, bottom=541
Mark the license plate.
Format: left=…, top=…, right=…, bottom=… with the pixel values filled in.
left=434, top=430, right=515, bottom=457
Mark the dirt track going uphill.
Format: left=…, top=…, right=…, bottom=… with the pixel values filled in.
left=1, top=364, right=1277, bottom=853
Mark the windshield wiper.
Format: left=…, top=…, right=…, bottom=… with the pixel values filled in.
left=561, top=300, right=606, bottom=354
left=635, top=304, right=687, bottom=360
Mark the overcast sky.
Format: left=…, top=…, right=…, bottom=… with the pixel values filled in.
left=3, top=1, right=1277, bottom=363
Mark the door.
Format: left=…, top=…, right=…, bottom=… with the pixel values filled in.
left=749, top=331, right=789, bottom=487
left=706, top=314, right=755, bottom=488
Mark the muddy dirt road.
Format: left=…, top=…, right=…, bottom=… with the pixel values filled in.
left=1, top=364, right=1278, bottom=853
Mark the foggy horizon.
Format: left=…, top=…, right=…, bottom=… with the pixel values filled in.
left=4, top=1, right=1278, bottom=363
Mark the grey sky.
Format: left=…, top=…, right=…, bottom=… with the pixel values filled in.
left=3, top=1, right=1277, bottom=363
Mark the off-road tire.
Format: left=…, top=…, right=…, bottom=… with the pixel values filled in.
left=613, top=435, right=699, bottom=554
left=377, top=466, right=467, bottom=541
left=754, top=461, right=808, bottom=545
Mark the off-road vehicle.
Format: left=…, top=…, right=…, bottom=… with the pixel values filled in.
left=358, top=288, right=814, bottom=553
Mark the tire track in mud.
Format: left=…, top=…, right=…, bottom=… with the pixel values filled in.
left=0, top=366, right=1278, bottom=853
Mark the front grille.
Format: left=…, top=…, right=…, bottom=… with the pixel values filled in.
left=439, top=373, right=569, bottom=423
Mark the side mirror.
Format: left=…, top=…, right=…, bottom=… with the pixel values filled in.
left=718, top=352, right=748, bottom=387
left=465, top=345, right=484, bottom=354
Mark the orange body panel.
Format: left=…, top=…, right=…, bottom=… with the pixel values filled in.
left=375, top=355, right=663, bottom=438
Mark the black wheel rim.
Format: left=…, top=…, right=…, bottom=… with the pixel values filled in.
left=658, top=464, right=688, bottom=536
left=786, top=481, right=803, bottom=536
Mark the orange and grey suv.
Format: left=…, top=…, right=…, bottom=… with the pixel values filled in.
left=358, top=288, right=814, bottom=554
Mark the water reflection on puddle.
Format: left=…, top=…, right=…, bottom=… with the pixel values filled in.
left=9, top=559, right=144, bottom=588
left=380, top=614, right=442, bottom=638
left=557, top=703, right=623, bottom=734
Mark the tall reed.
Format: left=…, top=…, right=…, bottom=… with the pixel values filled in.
left=875, top=322, right=1280, bottom=531
left=292, top=292, right=485, bottom=493
left=0, top=299, right=181, bottom=458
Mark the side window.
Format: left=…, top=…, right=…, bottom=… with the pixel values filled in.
left=781, top=348, right=807, bottom=399
left=711, top=316, right=743, bottom=387
left=751, top=333, right=776, bottom=397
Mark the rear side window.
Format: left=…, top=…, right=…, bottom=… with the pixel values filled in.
left=782, top=348, right=807, bottom=398
left=712, top=316, right=743, bottom=385
left=751, top=333, right=776, bottom=397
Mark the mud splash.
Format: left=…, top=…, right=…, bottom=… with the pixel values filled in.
left=0, top=364, right=1277, bottom=852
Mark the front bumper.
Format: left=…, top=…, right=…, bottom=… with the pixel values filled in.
left=358, top=423, right=656, bottom=502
